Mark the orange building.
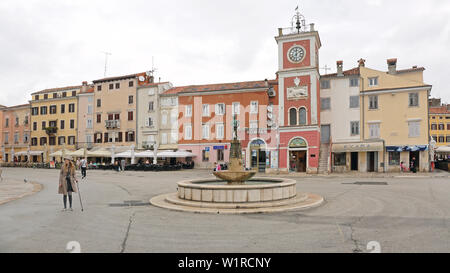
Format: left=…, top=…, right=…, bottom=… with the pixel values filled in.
left=1, top=104, right=31, bottom=163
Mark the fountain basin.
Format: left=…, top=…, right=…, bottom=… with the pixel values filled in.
left=212, top=170, right=256, bottom=184
left=177, top=178, right=297, bottom=203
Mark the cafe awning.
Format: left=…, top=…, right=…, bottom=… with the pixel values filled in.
left=332, top=141, right=384, bottom=153
left=436, top=146, right=450, bottom=153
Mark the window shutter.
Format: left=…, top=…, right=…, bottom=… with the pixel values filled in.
left=125, top=132, right=129, bottom=142
left=118, top=132, right=123, bottom=142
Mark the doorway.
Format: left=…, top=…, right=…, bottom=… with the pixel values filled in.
left=250, top=139, right=266, bottom=172
left=409, top=151, right=420, bottom=171
left=351, top=152, right=358, bottom=171
left=289, top=150, right=307, bottom=172
left=367, top=152, right=378, bottom=172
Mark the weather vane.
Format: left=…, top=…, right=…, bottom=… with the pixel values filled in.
left=292, top=5, right=306, bottom=34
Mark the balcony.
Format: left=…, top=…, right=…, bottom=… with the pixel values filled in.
left=105, top=120, right=120, bottom=129
left=45, top=126, right=58, bottom=135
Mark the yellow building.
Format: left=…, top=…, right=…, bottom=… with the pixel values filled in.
left=30, top=85, right=81, bottom=162
left=429, top=103, right=450, bottom=147
left=359, top=58, right=432, bottom=172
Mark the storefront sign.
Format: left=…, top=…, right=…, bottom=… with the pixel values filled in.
left=213, top=146, right=224, bottom=150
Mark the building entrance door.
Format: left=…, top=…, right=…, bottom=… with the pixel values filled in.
left=351, top=152, right=358, bottom=171
left=367, top=152, right=378, bottom=172
left=289, top=151, right=307, bottom=172
left=409, top=151, right=420, bottom=172
left=250, top=139, right=266, bottom=172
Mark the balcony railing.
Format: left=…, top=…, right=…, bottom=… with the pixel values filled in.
left=45, top=127, right=58, bottom=135
left=105, top=120, right=120, bottom=129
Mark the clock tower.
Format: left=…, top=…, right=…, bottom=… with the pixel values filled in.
left=275, top=8, right=322, bottom=173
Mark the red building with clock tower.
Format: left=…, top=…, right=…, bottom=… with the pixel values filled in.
left=275, top=11, right=322, bottom=173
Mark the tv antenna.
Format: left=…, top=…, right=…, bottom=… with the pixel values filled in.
left=320, top=64, right=331, bottom=75
left=101, top=51, right=112, bottom=77
left=146, top=56, right=157, bottom=77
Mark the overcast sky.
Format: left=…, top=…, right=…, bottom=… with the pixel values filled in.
left=0, top=0, right=449, bottom=107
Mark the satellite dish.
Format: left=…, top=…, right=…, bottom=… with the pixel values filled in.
left=138, top=76, right=146, bottom=82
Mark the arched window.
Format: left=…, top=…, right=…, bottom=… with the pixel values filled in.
left=289, top=108, right=297, bottom=126
left=299, top=107, right=307, bottom=125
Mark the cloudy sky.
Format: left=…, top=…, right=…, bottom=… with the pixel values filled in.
left=0, top=0, right=449, bottom=106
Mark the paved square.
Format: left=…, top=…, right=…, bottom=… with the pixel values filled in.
left=0, top=167, right=449, bottom=253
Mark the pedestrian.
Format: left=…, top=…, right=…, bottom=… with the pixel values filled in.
left=120, top=159, right=126, bottom=172
left=410, top=157, right=417, bottom=173
left=400, top=161, right=407, bottom=172
left=76, top=159, right=80, bottom=170
left=80, top=158, right=87, bottom=179
left=58, top=155, right=78, bottom=211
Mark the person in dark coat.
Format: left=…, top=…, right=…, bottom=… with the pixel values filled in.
left=58, top=156, right=78, bottom=211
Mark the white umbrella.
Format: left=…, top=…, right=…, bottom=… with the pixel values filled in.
left=135, top=150, right=156, bottom=158
left=436, top=146, right=450, bottom=153
left=131, top=145, right=135, bottom=164
left=49, top=149, right=72, bottom=157
left=87, top=148, right=111, bottom=157
left=114, top=150, right=133, bottom=158
left=111, top=145, right=115, bottom=164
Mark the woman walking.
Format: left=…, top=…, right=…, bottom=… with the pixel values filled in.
left=58, top=155, right=79, bottom=211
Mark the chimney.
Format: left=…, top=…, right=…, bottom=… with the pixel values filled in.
left=309, top=23, right=315, bottom=31
left=358, top=58, right=366, bottom=67
left=81, top=81, right=88, bottom=93
left=278, top=28, right=283, bottom=36
left=337, top=60, right=344, bottom=76
left=387, top=58, right=397, bottom=74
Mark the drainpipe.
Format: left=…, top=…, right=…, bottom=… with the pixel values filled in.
left=382, top=139, right=386, bottom=173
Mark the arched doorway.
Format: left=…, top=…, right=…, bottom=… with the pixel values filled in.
left=249, top=139, right=266, bottom=172
left=288, top=137, right=308, bottom=172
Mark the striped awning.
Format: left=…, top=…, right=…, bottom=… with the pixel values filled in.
left=332, top=141, right=383, bottom=153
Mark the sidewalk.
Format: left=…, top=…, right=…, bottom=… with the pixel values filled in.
left=0, top=178, right=42, bottom=205
left=259, top=169, right=450, bottom=179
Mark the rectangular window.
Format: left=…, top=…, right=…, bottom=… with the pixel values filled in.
left=23, top=133, right=29, bottom=143
left=87, top=105, right=93, bottom=114
left=15, top=117, right=19, bottom=126
left=42, top=121, right=46, bottom=130
left=170, top=132, right=177, bottom=144
left=68, top=104, right=75, bottom=113
left=186, top=105, right=192, bottom=117
left=349, top=78, right=359, bottom=87
left=109, top=83, right=114, bottom=90
left=184, top=124, right=192, bottom=140
left=72, top=91, right=76, bottom=97
left=438, top=136, right=445, bottom=143
left=146, top=117, right=153, bottom=127
left=216, top=123, right=224, bottom=139
left=250, top=101, right=258, bottom=114
left=232, top=102, right=240, bottom=115
left=68, top=136, right=75, bottom=145
left=334, top=153, right=346, bottom=166
left=62, top=92, right=67, bottom=97
left=129, top=81, right=134, bottom=87
left=44, top=94, right=48, bottom=99
left=320, top=80, right=330, bottom=89
left=40, top=137, right=47, bottom=146
left=149, top=101, right=154, bottom=111
left=40, top=106, right=47, bottom=115
left=321, top=97, right=331, bottom=110
left=5, top=118, right=9, bottom=128
left=96, top=114, right=101, bottom=123
left=31, top=138, right=37, bottom=146
left=202, top=124, right=209, bottom=139
left=368, top=77, right=378, bottom=87
left=97, top=99, right=101, bottom=107
left=369, top=123, right=380, bottom=138
left=115, top=83, right=120, bottom=89
left=350, top=121, right=360, bottom=135
left=87, top=119, right=92, bottom=129
left=215, top=103, right=225, bottom=115
left=446, top=136, right=450, bottom=143
left=202, top=149, right=209, bottom=162
left=128, top=111, right=133, bottom=121
left=4, top=133, right=9, bottom=144
left=97, top=85, right=102, bottom=91
left=50, top=105, right=57, bottom=114
left=217, top=149, right=224, bottom=161
left=431, top=124, right=437, bottom=130
left=14, top=133, right=19, bottom=144
left=438, top=124, right=445, bottom=130
left=408, top=121, right=420, bottom=138
left=128, top=95, right=133, bottom=104
left=389, top=152, right=400, bottom=165
left=202, top=104, right=210, bottom=117
left=60, top=120, right=65, bottom=129
left=60, top=104, right=65, bottom=114
left=49, top=120, right=57, bottom=127
left=447, top=124, right=450, bottom=130
left=32, top=107, right=39, bottom=116
left=349, top=96, right=359, bottom=108
left=34, top=95, right=39, bottom=101
left=58, top=136, right=65, bottom=145
left=33, top=122, right=37, bottom=131
left=369, top=95, right=378, bottom=109
left=409, top=93, right=419, bottom=107
left=49, top=136, right=56, bottom=146
left=70, top=119, right=75, bottom=129
left=53, top=93, right=57, bottom=98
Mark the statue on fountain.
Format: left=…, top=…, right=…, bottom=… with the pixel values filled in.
left=213, top=114, right=256, bottom=184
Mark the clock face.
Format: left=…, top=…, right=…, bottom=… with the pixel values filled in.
left=288, top=46, right=305, bottom=63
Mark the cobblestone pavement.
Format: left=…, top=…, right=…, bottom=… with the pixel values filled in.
left=0, top=167, right=449, bottom=253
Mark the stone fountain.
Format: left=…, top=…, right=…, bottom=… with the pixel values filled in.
left=150, top=115, right=324, bottom=214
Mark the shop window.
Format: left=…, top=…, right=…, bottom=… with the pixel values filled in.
left=202, top=149, right=209, bottom=162
left=389, top=152, right=400, bottom=165
left=217, top=149, right=224, bottom=161
left=334, top=153, right=346, bottom=166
